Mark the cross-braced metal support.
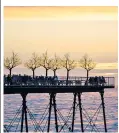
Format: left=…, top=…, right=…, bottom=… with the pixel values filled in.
left=47, top=93, right=58, bottom=132
left=71, top=93, right=84, bottom=132
left=100, top=90, right=107, bottom=132
left=20, top=93, right=28, bottom=132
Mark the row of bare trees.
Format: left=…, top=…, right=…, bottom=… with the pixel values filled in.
left=4, top=51, right=96, bottom=81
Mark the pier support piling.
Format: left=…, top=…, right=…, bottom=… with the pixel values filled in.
left=53, top=93, right=58, bottom=132
left=21, top=106, right=24, bottom=132
left=78, top=93, right=84, bottom=132
left=47, top=93, right=52, bottom=132
left=20, top=93, right=28, bottom=132
left=100, top=90, right=107, bottom=132
left=47, top=93, right=58, bottom=132
left=71, top=93, right=84, bottom=132
left=72, top=93, right=77, bottom=132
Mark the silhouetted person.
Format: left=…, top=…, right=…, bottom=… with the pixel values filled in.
left=7, top=74, right=12, bottom=85
left=101, top=76, right=106, bottom=85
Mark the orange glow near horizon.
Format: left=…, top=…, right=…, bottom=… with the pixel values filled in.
left=4, top=6, right=117, bottom=20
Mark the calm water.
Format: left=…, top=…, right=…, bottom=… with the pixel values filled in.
left=4, top=88, right=118, bottom=132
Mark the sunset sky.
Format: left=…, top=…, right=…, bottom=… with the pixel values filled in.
left=4, top=6, right=118, bottom=77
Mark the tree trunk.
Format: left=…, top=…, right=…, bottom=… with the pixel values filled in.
left=9, top=68, right=12, bottom=77
left=86, top=70, right=89, bottom=85
left=9, top=68, right=12, bottom=85
left=33, top=69, right=35, bottom=79
left=66, top=70, right=69, bottom=85
left=46, top=69, right=48, bottom=77
left=54, top=70, right=56, bottom=77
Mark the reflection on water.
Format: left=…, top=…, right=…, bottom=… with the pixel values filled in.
left=4, top=89, right=118, bottom=132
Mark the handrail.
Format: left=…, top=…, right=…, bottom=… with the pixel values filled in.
left=4, top=76, right=115, bottom=87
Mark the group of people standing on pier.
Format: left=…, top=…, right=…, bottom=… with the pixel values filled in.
left=4, top=74, right=106, bottom=86
left=88, top=76, right=106, bottom=86
left=4, top=74, right=59, bottom=85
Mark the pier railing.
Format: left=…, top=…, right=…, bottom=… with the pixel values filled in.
left=4, top=76, right=115, bottom=87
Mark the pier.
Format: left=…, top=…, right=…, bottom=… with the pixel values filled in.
left=4, top=76, right=115, bottom=132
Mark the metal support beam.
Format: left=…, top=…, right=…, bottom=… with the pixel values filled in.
left=53, top=93, right=58, bottom=132
left=21, top=93, right=28, bottom=132
left=21, top=106, right=24, bottom=132
left=24, top=103, right=28, bottom=132
left=47, top=93, right=58, bottom=132
left=47, top=93, right=52, bottom=132
left=78, top=93, right=84, bottom=132
left=100, top=90, right=107, bottom=132
left=72, top=93, right=77, bottom=132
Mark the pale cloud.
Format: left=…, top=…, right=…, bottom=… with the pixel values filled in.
left=95, top=63, right=118, bottom=70
left=76, top=62, right=117, bottom=70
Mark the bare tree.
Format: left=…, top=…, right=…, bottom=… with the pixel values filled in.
left=50, top=54, right=62, bottom=77
left=62, top=53, right=76, bottom=84
left=25, top=53, right=41, bottom=78
left=4, top=52, right=21, bottom=77
left=79, top=54, right=96, bottom=83
left=41, top=51, right=52, bottom=77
